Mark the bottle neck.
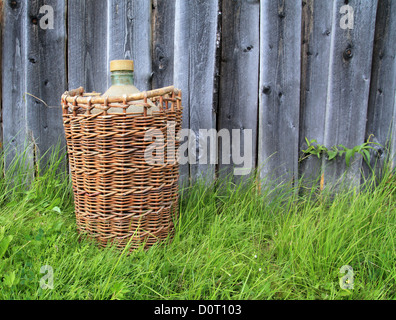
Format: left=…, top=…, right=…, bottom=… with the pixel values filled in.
left=111, top=70, right=135, bottom=86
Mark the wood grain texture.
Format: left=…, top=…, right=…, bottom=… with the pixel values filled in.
left=188, top=0, right=219, bottom=184
left=0, top=0, right=3, bottom=150
left=218, top=0, right=260, bottom=182
left=1, top=0, right=395, bottom=192
left=2, top=0, right=33, bottom=167
left=108, top=0, right=152, bottom=91
left=152, top=0, right=175, bottom=89
left=322, top=0, right=378, bottom=189
left=299, top=0, right=334, bottom=186
left=258, top=0, right=302, bottom=185
left=173, top=0, right=190, bottom=187
left=365, top=0, right=396, bottom=176
left=174, top=0, right=219, bottom=185
left=26, top=0, right=67, bottom=168
left=68, top=0, right=108, bottom=93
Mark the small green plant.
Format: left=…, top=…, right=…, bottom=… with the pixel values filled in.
left=301, top=136, right=382, bottom=167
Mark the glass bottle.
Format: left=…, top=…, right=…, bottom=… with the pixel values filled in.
left=102, top=60, right=158, bottom=113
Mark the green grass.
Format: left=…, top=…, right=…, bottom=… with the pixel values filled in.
left=0, top=146, right=396, bottom=300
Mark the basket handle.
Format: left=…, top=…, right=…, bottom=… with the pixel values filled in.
left=63, top=87, right=84, bottom=97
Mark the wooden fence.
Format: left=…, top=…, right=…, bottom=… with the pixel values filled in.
left=1, top=0, right=396, bottom=189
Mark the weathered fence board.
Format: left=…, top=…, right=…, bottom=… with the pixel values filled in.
left=152, top=0, right=175, bottom=89
left=258, top=0, right=302, bottom=186
left=26, top=0, right=67, bottom=168
left=218, top=0, right=260, bottom=182
left=108, top=0, right=152, bottom=91
left=68, top=0, right=152, bottom=93
left=0, top=0, right=3, bottom=151
left=321, top=0, right=378, bottom=189
left=2, top=0, right=395, bottom=191
left=365, top=0, right=396, bottom=175
left=173, top=0, right=191, bottom=187
left=299, top=0, right=334, bottom=187
left=2, top=0, right=33, bottom=167
left=174, top=0, right=219, bottom=185
left=68, top=0, right=109, bottom=93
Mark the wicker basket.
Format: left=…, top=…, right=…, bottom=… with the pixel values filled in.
left=61, top=86, right=183, bottom=250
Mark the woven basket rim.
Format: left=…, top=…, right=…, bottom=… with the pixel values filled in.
left=62, top=85, right=181, bottom=105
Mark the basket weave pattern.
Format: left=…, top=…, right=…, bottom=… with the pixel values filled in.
left=61, top=87, right=182, bottom=250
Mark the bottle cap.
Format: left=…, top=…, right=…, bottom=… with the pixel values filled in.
left=110, top=60, right=134, bottom=72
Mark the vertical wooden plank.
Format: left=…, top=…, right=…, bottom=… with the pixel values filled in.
left=68, top=0, right=108, bottom=93
left=152, top=0, right=175, bottom=89
left=217, top=0, right=259, bottom=183
left=174, top=0, right=219, bottom=185
left=0, top=0, right=3, bottom=151
left=108, top=0, right=152, bottom=91
left=365, top=0, right=396, bottom=175
left=174, top=0, right=190, bottom=187
left=26, top=0, right=67, bottom=168
left=188, top=0, right=219, bottom=183
left=258, top=0, right=301, bottom=185
left=299, top=0, right=334, bottom=186
left=2, top=0, right=32, bottom=167
left=322, top=0, right=378, bottom=189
